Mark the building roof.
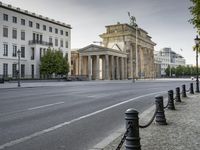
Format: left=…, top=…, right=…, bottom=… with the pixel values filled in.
left=0, top=1, right=71, bottom=29
left=77, top=44, right=127, bottom=57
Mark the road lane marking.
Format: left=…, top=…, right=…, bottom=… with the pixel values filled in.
left=0, top=91, right=165, bottom=149
left=27, top=102, right=65, bottom=111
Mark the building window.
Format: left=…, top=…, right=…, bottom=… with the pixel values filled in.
left=3, top=27, right=8, bottom=37
left=3, top=43, right=8, bottom=56
left=49, top=37, right=53, bottom=45
left=55, top=39, right=58, bottom=46
left=21, top=64, right=25, bottom=78
left=55, top=28, right=58, bottom=34
left=29, top=21, right=33, bottom=27
left=65, top=41, right=68, bottom=48
left=12, top=29, right=17, bottom=39
left=40, top=48, right=42, bottom=59
left=31, top=64, right=34, bottom=78
left=13, top=16, right=17, bottom=23
left=13, top=45, right=17, bottom=57
left=60, top=30, right=63, bottom=35
left=65, top=31, right=68, bottom=36
left=21, top=31, right=25, bottom=40
left=21, top=19, right=25, bottom=25
left=21, top=46, right=25, bottom=58
left=49, top=27, right=52, bottom=32
left=60, top=40, right=63, bottom=47
left=31, top=48, right=35, bottom=60
left=43, top=25, right=46, bottom=31
left=12, top=64, right=17, bottom=78
left=3, top=14, right=8, bottom=21
left=36, top=23, right=40, bottom=29
left=3, top=63, right=8, bottom=77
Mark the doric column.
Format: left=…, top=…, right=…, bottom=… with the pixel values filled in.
left=88, top=55, right=92, bottom=80
left=111, top=55, right=115, bottom=80
left=124, top=57, right=127, bottom=79
left=116, top=56, right=120, bottom=80
left=102, top=56, right=105, bottom=80
left=96, top=55, right=100, bottom=80
left=79, top=55, right=82, bottom=75
left=121, top=57, right=124, bottom=80
left=105, top=54, right=110, bottom=80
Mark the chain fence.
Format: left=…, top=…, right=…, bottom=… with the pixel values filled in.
left=115, top=124, right=132, bottom=150
left=115, top=83, right=196, bottom=150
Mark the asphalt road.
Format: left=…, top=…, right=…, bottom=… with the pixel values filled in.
left=0, top=80, right=194, bottom=150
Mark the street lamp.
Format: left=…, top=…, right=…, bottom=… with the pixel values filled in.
left=128, top=12, right=138, bottom=82
left=194, top=35, right=200, bottom=92
left=135, top=24, right=138, bottom=79
left=168, top=49, right=171, bottom=77
left=17, top=49, right=21, bottom=87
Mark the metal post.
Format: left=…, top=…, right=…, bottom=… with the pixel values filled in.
left=169, top=49, right=171, bottom=77
left=155, top=96, right=167, bottom=125
left=167, top=90, right=175, bottom=110
left=196, top=44, right=199, bottom=92
left=132, top=25, right=138, bottom=83
left=17, top=50, right=21, bottom=87
left=182, top=84, right=187, bottom=98
left=175, top=87, right=181, bottom=102
left=190, top=83, right=194, bottom=94
left=135, top=25, right=138, bottom=79
left=125, top=109, right=141, bottom=150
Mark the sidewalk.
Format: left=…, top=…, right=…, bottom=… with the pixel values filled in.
left=0, top=78, right=193, bottom=89
left=97, top=94, right=200, bottom=150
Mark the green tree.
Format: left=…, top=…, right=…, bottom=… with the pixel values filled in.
left=189, top=0, right=200, bottom=33
left=176, top=65, right=184, bottom=77
left=171, top=67, right=176, bottom=76
left=40, top=49, right=69, bottom=78
left=40, top=49, right=55, bottom=78
left=165, top=65, right=170, bottom=77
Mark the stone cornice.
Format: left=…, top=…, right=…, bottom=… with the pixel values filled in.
left=78, top=44, right=127, bottom=57
left=100, top=23, right=156, bottom=46
left=0, top=2, right=71, bottom=29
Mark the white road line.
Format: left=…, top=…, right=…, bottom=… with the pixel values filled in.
left=27, top=102, right=65, bottom=111
left=0, top=91, right=165, bottom=149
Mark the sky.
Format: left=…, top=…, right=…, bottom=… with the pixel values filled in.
left=1, top=0, right=197, bottom=65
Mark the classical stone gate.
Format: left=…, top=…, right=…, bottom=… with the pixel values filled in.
left=77, top=44, right=127, bottom=80
left=100, top=23, right=156, bottom=79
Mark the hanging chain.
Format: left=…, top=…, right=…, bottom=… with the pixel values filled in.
left=115, top=124, right=132, bottom=150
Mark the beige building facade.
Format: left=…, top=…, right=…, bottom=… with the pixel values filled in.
left=71, top=23, right=156, bottom=80
left=100, top=23, right=156, bottom=79
left=72, top=45, right=127, bottom=80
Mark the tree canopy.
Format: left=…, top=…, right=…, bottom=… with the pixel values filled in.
left=189, top=0, right=200, bottom=33
left=165, top=65, right=198, bottom=77
left=40, top=49, right=69, bottom=78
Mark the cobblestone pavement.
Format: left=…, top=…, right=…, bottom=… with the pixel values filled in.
left=102, top=94, right=200, bottom=150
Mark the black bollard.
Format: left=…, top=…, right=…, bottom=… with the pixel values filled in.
left=155, top=96, right=167, bottom=125
left=125, top=109, right=141, bottom=150
left=167, top=90, right=175, bottom=110
left=190, top=83, right=194, bottom=94
left=182, top=84, right=187, bottom=98
left=175, top=87, right=181, bottom=102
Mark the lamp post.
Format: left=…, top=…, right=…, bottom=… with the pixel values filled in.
left=195, top=35, right=200, bottom=92
left=128, top=12, right=138, bottom=82
left=132, top=23, right=138, bottom=83
left=135, top=24, right=138, bottom=79
left=17, top=49, right=21, bottom=87
left=169, top=49, right=171, bottom=77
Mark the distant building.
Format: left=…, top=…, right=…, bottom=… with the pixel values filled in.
left=154, top=48, right=186, bottom=76
left=0, top=2, right=71, bottom=78
left=154, top=59, right=161, bottom=78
